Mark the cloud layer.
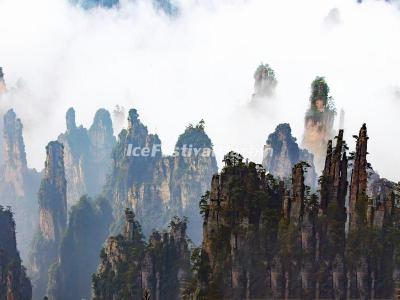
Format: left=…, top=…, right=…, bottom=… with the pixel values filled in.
left=0, top=0, right=399, bottom=182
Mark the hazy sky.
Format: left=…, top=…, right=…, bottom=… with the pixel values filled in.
left=0, top=0, right=399, bottom=182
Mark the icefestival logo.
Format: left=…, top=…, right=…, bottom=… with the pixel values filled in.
left=126, top=144, right=215, bottom=158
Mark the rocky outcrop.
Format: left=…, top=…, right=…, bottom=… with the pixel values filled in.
left=58, top=107, right=115, bottom=206
left=0, top=206, right=32, bottom=300
left=262, top=123, right=317, bottom=189
left=250, top=63, right=277, bottom=105
left=106, top=109, right=217, bottom=243
left=47, top=196, right=112, bottom=300
left=0, top=109, right=40, bottom=260
left=93, top=209, right=191, bottom=299
left=302, top=77, right=335, bottom=171
left=29, top=141, right=67, bottom=299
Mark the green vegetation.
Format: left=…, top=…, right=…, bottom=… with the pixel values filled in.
left=309, top=76, right=336, bottom=113
left=176, top=120, right=213, bottom=149
left=254, top=63, right=277, bottom=83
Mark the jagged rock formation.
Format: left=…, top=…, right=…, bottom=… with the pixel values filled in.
left=302, top=77, right=335, bottom=172
left=262, top=123, right=317, bottom=189
left=316, top=129, right=348, bottom=299
left=0, top=109, right=41, bottom=260
left=58, top=107, right=115, bottom=206
left=250, top=63, right=277, bottom=105
left=0, top=67, right=6, bottom=95
left=106, top=109, right=217, bottom=243
left=345, top=124, right=396, bottom=299
left=348, top=124, right=369, bottom=232
left=93, top=209, right=191, bottom=299
left=0, top=206, right=32, bottom=300
left=189, top=125, right=400, bottom=299
left=47, top=196, right=112, bottom=300
left=29, top=141, right=67, bottom=300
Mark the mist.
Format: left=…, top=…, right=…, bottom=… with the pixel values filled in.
left=0, top=0, right=399, bottom=182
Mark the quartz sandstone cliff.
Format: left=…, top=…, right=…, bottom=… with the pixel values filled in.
left=58, top=108, right=115, bottom=206
left=0, top=109, right=40, bottom=260
left=28, top=141, right=67, bottom=300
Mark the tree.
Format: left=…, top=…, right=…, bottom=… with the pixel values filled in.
left=199, top=191, right=210, bottom=219
left=223, top=151, right=243, bottom=167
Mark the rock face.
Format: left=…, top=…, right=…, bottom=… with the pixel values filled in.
left=47, top=196, right=112, bottom=300
left=106, top=109, right=217, bottom=243
left=0, top=109, right=41, bottom=260
left=58, top=108, right=115, bottom=206
left=302, top=77, right=335, bottom=171
left=262, top=123, right=317, bottom=189
left=0, top=206, right=32, bottom=300
left=250, top=63, right=277, bottom=105
left=190, top=125, right=400, bottom=299
left=92, top=209, right=191, bottom=299
left=29, top=141, right=67, bottom=299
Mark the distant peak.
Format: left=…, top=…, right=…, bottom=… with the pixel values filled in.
left=3, top=109, right=27, bottom=171
left=127, top=108, right=140, bottom=129
left=92, top=108, right=113, bottom=129
left=45, top=141, right=64, bottom=178
left=309, top=76, right=335, bottom=112
left=251, top=63, right=277, bottom=101
left=4, top=108, right=16, bottom=119
left=266, top=123, right=295, bottom=145
left=66, top=107, right=76, bottom=132
left=176, top=120, right=213, bottom=148
left=0, top=67, right=6, bottom=94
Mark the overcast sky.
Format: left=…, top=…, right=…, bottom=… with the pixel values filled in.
left=0, top=0, right=399, bottom=182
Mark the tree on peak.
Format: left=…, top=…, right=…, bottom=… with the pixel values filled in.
left=254, top=63, right=276, bottom=82
left=309, top=76, right=336, bottom=113
left=223, top=151, right=244, bottom=167
left=176, top=120, right=212, bottom=148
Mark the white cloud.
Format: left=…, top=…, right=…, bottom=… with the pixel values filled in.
left=0, top=0, right=399, bottom=182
